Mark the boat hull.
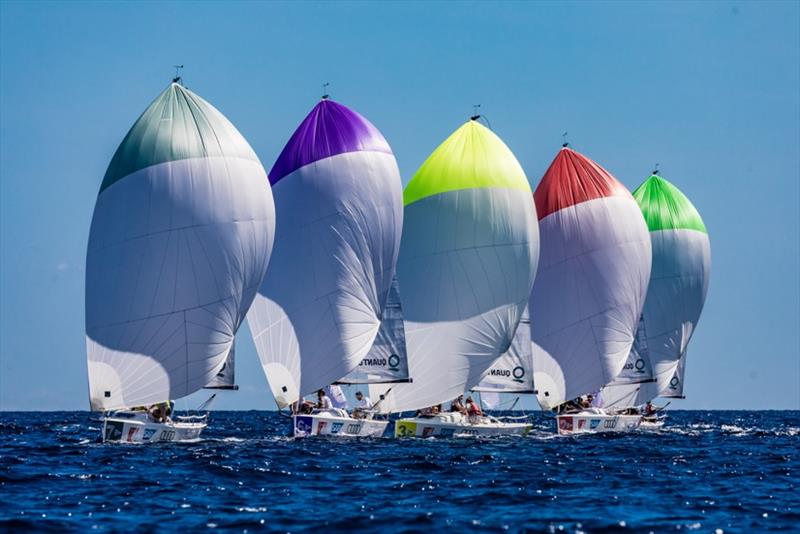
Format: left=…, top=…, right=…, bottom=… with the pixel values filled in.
left=395, top=413, right=532, bottom=438
left=292, top=412, right=388, bottom=438
left=556, top=413, right=642, bottom=435
left=102, top=414, right=206, bottom=443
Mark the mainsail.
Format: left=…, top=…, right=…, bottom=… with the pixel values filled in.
left=336, top=276, right=410, bottom=385
left=85, top=82, right=275, bottom=411
left=530, top=147, right=652, bottom=410
left=473, top=306, right=534, bottom=394
left=373, top=119, right=539, bottom=414
left=661, top=352, right=687, bottom=399
left=204, top=341, right=238, bottom=391
left=601, top=174, right=710, bottom=409
left=246, top=98, right=403, bottom=407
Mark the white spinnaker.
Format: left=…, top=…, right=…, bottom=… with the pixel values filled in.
left=337, top=276, right=410, bottom=385
left=247, top=151, right=403, bottom=407
left=86, top=85, right=275, bottom=411
left=372, top=189, right=538, bottom=414
left=600, top=229, right=710, bottom=409
left=473, top=307, right=534, bottom=394
left=531, top=197, right=651, bottom=409
left=662, top=352, right=687, bottom=399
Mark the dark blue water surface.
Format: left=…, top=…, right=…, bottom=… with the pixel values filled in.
left=1, top=411, right=798, bottom=532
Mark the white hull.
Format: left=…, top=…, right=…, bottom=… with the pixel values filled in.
left=556, top=412, right=642, bottom=435
left=395, top=413, right=532, bottom=438
left=293, top=410, right=388, bottom=438
left=102, top=412, right=206, bottom=443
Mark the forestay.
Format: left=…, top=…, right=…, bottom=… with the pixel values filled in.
left=473, top=306, right=534, bottom=394
left=247, top=99, right=403, bottom=407
left=373, top=119, right=539, bottom=414
left=86, top=83, right=275, bottom=411
left=337, top=276, right=410, bottom=385
left=600, top=174, right=710, bottom=409
left=530, top=147, right=651, bottom=410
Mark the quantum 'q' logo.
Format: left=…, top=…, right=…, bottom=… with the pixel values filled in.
left=635, top=358, right=646, bottom=373
left=512, top=366, right=525, bottom=383
left=388, top=354, right=400, bottom=371
left=669, top=376, right=680, bottom=389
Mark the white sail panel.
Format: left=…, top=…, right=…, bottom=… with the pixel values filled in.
left=246, top=99, right=403, bottom=407
left=86, top=83, right=275, bottom=411
left=662, top=352, right=687, bottom=399
left=473, top=307, right=534, bottom=393
left=204, top=341, right=238, bottom=390
left=336, top=277, right=410, bottom=384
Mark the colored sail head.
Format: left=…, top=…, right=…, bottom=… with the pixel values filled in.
left=531, top=147, right=651, bottom=410
left=474, top=307, right=534, bottom=394
left=402, top=120, right=531, bottom=206
left=204, top=341, right=238, bottom=391
left=633, top=174, right=707, bottom=233
left=378, top=120, right=539, bottom=414
left=337, top=276, right=410, bottom=385
left=247, top=99, right=403, bottom=407
left=86, top=83, right=275, bottom=411
left=269, top=98, right=392, bottom=185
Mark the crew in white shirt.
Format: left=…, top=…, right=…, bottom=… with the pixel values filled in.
left=353, top=391, right=373, bottom=419
left=316, top=389, right=333, bottom=410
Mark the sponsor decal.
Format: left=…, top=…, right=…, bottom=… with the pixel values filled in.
left=439, top=428, right=455, bottom=438
left=669, top=376, right=680, bottom=389
left=590, top=419, right=601, bottom=430
left=331, top=422, right=343, bottom=434
left=104, top=421, right=124, bottom=442
left=489, top=369, right=511, bottom=378
left=558, top=417, right=573, bottom=431
left=512, top=366, right=525, bottom=383
left=317, top=421, right=327, bottom=435
left=159, top=430, right=175, bottom=441
left=603, top=418, right=618, bottom=429
left=578, top=419, right=586, bottom=429
left=346, top=423, right=361, bottom=434
left=295, top=416, right=313, bottom=437
left=395, top=421, right=417, bottom=437
left=635, top=358, right=646, bottom=373
left=126, top=427, right=139, bottom=442
left=387, top=354, right=401, bottom=371
left=422, top=427, right=434, bottom=437
left=143, top=428, right=156, bottom=441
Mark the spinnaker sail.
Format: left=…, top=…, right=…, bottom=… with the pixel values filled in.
left=530, top=146, right=652, bottom=410
left=86, top=82, right=275, bottom=411
left=336, top=276, right=410, bottom=385
left=473, top=306, right=534, bottom=394
left=246, top=98, right=403, bottom=408
left=601, top=174, right=710, bottom=409
left=661, top=351, right=687, bottom=399
left=373, top=119, right=539, bottom=414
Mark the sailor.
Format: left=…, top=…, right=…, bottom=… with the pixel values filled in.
left=316, top=389, right=333, bottom=410
left=582, top=395, right=594, bottom=409
left=353, top=391, right=373, bottom=419
left=449, top=395, right=467, bottom=415
left=465, top=396, right=483, bottom=423
left=643, top=401, right=656, bottom=417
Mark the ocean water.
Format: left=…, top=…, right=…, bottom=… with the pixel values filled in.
left=0, top=411, right=797, bottom=532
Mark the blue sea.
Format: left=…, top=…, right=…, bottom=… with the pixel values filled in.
left=1, top=411, right=797, bottom=532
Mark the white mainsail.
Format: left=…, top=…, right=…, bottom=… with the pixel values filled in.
left=336, top=276, right=410, bottom=385
left=85, top=82, right=275, bottom=412
left=473, top=307, right=534, bottom=394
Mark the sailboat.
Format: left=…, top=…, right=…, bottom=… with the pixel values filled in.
left=86, top=80, right=276, bottom=443
left=370, top=117, right=540, bottom=438
left=530, top=145, right=652, bottom=435
left=599, top=172, right=711, bottom=421
left=246, top=97, right=403, bottom=438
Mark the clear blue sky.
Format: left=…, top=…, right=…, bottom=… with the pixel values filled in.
left=1, top=1, right=798, bottom=411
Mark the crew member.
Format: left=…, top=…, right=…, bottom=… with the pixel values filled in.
left=465, top=396, right=482, bottom=422
left=316, top=389, right=333, bottom=410
left=353, top=391, right=373, bottom=419
left=450, top=395, right=467, bottom=415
